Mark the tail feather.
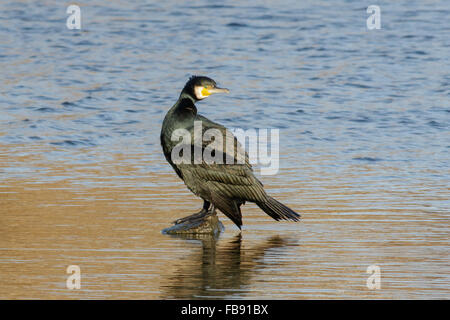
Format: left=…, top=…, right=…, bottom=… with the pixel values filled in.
left=211, top=192, right=243, bottom=229
left=256, top=196, right=300, bottom=222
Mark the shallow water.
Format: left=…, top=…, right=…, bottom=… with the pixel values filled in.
left=0, top=0, right=449, bottom=299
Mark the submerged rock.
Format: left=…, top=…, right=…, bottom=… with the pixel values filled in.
left=162, top=212, right=225, bottom=236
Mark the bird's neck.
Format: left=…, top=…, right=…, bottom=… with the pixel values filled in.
left=173, top=93, right=198, bottom=116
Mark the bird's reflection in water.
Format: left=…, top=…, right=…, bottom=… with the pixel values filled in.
left=161, top=233, right=298, bottom=299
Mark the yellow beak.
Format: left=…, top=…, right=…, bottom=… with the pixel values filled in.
left=201, top=86, right=229, bottom=97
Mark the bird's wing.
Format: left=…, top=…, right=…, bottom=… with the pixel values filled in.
left=173, top=115, right=268, bottom=227
left=196, top=115, right=253, bottom=170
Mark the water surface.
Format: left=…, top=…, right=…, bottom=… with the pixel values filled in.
left=0, top=0, right=449, bottom=299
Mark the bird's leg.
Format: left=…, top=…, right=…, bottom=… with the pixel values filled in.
left=173, top=200, right=211, bottom=225
left=207, top=204, right=216, bottom=215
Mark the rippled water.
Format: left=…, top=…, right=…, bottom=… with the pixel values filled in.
left=0, top=0, right=449, bottom=299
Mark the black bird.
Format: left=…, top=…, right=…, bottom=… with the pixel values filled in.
left=160, top=76, right=300, bottom=229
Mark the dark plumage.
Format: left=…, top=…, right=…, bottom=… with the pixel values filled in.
left=160, top=76, right=300, bottom=229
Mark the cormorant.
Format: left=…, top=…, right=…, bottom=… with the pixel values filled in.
left=160, top=76, right=300, bottom=229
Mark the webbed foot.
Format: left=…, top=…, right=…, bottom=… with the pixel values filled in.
left=173, top=205, right=217, bottom=225
left=173, top=208, right=209, bottom=225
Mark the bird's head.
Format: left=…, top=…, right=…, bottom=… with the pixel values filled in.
left=182, top=75, right=229, bottom=101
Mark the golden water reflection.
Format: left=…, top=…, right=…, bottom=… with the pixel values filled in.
left=161, top=234, right=298, bottom=299
left=0, top=143, right=448, bottom=299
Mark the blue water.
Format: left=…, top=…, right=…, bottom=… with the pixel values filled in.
left=0, top=0, right=449, bottom=299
